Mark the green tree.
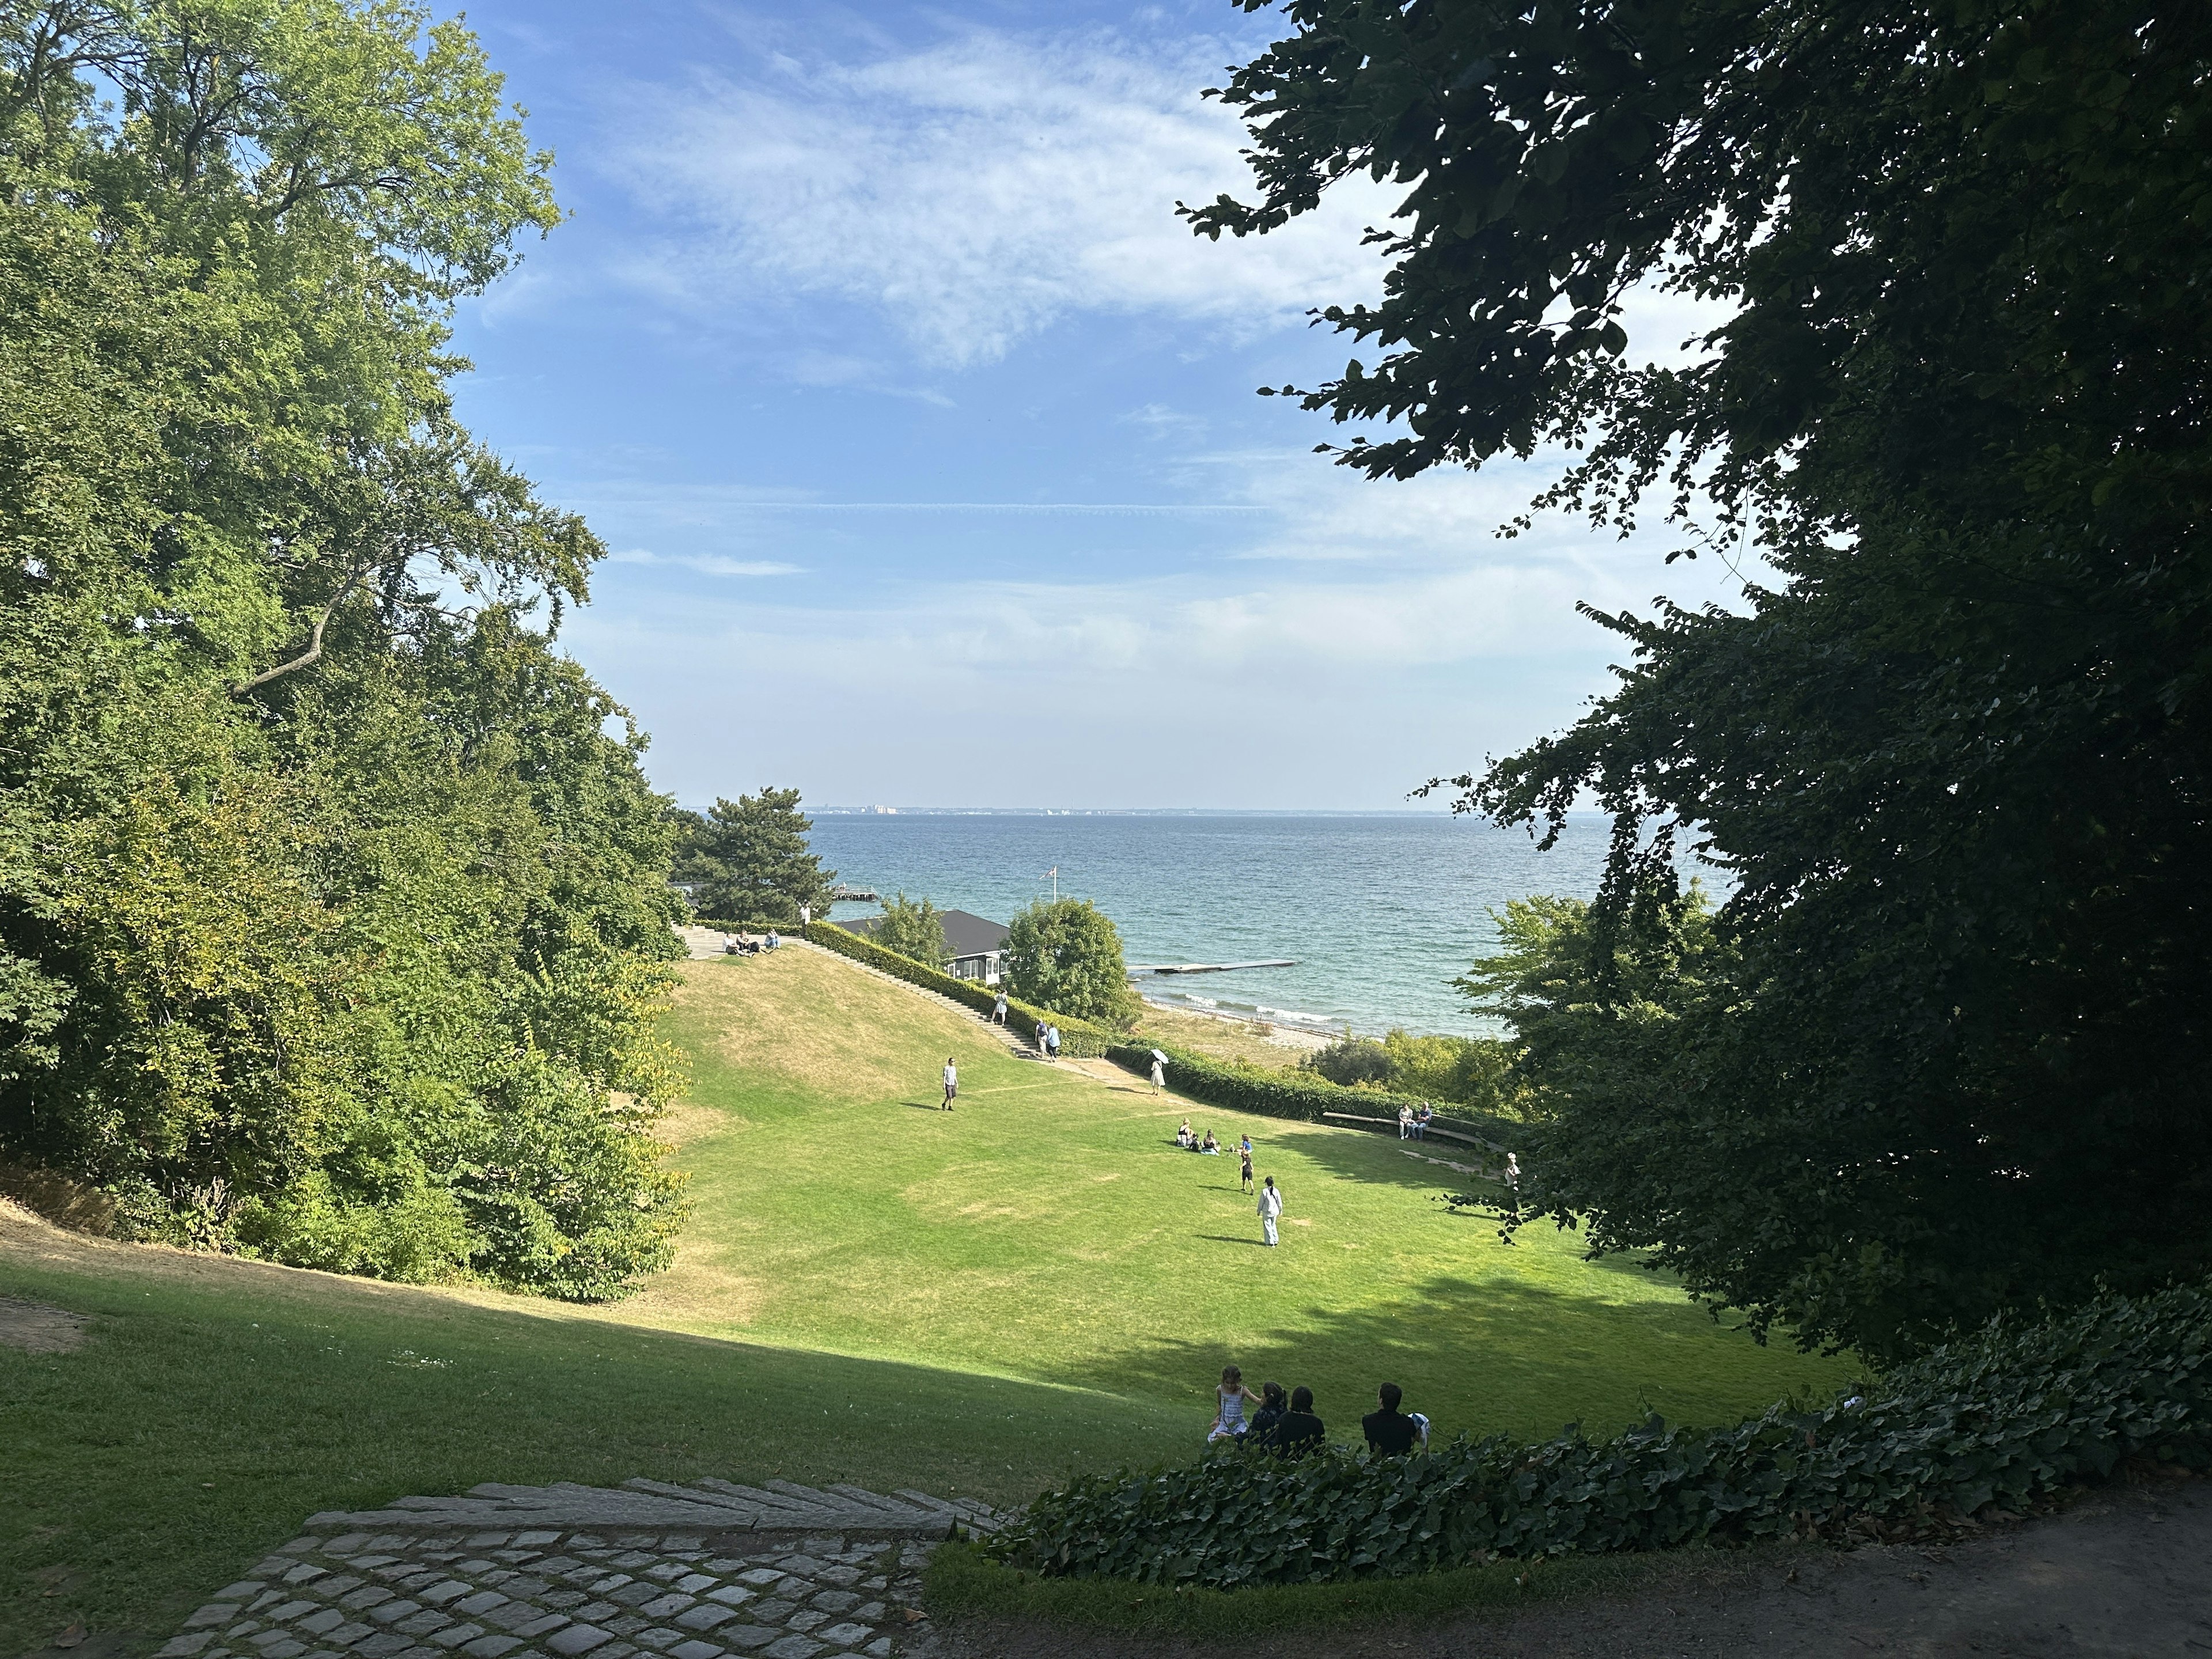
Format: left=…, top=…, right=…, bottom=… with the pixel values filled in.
left=1190, top=0, right=2212, bottom=1355
left=1002, top=898, right=1139, bottom=1028
left=0, top=0, right=686, bottom=1300
left=673, top=788, right=834, bottom=925
left=874, top=893, right=949, bottom=967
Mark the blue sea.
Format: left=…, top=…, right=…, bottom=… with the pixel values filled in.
left=806, top=812, right=1618, bottom=1039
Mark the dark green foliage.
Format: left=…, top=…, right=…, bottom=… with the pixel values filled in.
left=874, top=893, right=950, bottom=967
left=1106, top=1043, right=1516, bottom=1146
left=1301, top=1036, right=1393, bottom=1088
left=1198, top=0, right=2212, bottom=1355
left=993, top=1282, right=2212, bottom=1588
left=0, top=2, right=684, bottom=1298
left=805, top=922, right=1117, bottom=1058
left=1002, top=897, right=1141, bottom=1029
left=672, top=789, right=835, bottom=926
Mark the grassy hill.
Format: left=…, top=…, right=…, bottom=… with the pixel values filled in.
left=0, top=944, right=1851, bottom=1656
left=651, top=949, right=1850, bottom=1445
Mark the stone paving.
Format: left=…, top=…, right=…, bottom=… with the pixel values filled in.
left=150, top=1483, right=1000, bottom=1659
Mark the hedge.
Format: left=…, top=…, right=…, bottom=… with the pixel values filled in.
left=1105, top=1042, right=1520, bottom=1147
left=988, top=1280, right=2212, bottom=1588
left=800, top=921, right=1120, bottom=1058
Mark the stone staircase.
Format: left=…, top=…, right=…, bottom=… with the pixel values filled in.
left=304, top=1478, right=1002, bottom=1537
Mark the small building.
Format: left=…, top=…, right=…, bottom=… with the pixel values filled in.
left=839, top=908, right=1010, bottom=984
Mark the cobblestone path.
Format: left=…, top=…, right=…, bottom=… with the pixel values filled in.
left=151, top=1482, right=998, bottom=1659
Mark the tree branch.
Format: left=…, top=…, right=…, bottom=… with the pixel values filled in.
left=230, top=558, right=373, bottom=695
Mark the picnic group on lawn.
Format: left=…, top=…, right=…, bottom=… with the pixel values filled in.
left=1208, top=1365, right=1430, bottom=1458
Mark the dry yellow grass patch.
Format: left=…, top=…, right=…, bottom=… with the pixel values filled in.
left=673, top=948, right=1003, bottom=1104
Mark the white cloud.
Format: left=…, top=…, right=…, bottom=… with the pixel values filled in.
left=601, top=26, right=1392, bottom=366
left=609, top=548, right=802, bottom=577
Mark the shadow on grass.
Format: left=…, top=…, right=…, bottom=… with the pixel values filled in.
left=923, top=1535, right=1800, bottom=1639
left=1196, top=1235, right=1270, bottom=1248
left=1281, top=1128, right=1494, bottom=1195
left=1039, top=1272, right=1842, bottom=1440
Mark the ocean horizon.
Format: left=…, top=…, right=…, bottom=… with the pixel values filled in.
left=805, top=810, right=1622, bottom=1039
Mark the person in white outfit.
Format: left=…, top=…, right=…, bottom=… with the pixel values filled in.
left=942, top=1058, right=958, bottom=1110
left=1150, top=1054, right=1166, bottom=1094
left=1207, top=1363, right=1254, bottom=1443
left=1257, top=1175, right=1283, bottom=1246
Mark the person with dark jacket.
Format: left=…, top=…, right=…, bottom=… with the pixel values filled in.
left=1362, top=1382, right=1419, bottom=1456
left=1247, top=1381, right=1287, bottom=1444
left=1271, top=1385, right=1325, bottom=1458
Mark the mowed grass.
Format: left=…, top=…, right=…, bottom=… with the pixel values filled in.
left=0, top=1213, right=1188, bottom=1657
left=0, top=944, right=1852, bottom=1654
left=642, top=949, right=1854, bottom=1448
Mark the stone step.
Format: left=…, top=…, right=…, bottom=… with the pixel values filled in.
left=306, top=1475, right=1001, bottom=1536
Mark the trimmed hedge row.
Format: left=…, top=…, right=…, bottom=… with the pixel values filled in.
left=800, top=921, right=1120, bottom=1058
left=989, top=1281, right=2212, bottom=1588
left=1105, top=1042, right=1520, bottom=1147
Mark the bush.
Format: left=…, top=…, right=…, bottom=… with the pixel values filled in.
left=1297, top=1031, right=1522, bottom=1112
left=1300, top=1036, right=1395, bottom=1088
left=1108, top=1043, right=1517, bottom=1146
left=1003, top=898, right=1141, bottom=1028
left=875, top=893, right=949, bottom=967
left=803, top=922, right=1117, bottom=1058
left=990, top=1281, right=2212, bottom=1588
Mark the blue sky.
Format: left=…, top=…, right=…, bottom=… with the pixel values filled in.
left=445, top=1, right=1743, bottom=810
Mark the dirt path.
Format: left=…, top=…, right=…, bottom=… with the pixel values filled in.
left=941, top=1473, right=2212, bottom=1658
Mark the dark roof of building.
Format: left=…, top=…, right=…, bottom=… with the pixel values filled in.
left=835, top=908, right=1009, bottom=960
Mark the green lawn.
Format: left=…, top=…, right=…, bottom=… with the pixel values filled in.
left=647, top=949, right=1852, bottom=1447
left=0, top=945, right=1853, bottom=1655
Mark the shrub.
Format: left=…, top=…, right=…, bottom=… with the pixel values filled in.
left=1108, top=1043, right=1517, bottom=1146
left=1300, top=1036, right=1394, bottom=1088
left=875, top=893, right=949, bottom=967
left=803, top=922, right=1116, bottom=1058
left=990, top=1281, right=2212, bottom=1588
left=1003, top=898, right=1141, bottom=1028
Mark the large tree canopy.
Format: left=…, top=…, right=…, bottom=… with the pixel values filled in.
left=1195, top=0, right=2212, bottom=1355
left=0, top=1, right=684, bottom=1298
left=671, top=789, right=836, bottom=926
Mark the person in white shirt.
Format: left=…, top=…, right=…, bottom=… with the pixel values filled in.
left=942, top=1058, right=958, bottom=1110
left=993, top=989, right=1009, bottom=1025
left=1150, top=1054, right=1166, bottom=1094
left=1257, top=1175, right=1283, bottom=1246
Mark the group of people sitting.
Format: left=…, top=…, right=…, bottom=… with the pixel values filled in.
left=1208, top=1366, right=1430, bottom=1459
left=1175, top=1120, right=1222, bottom=1154
left=1397, top=1101, right=1434, bottom=1139
left=722, top=929, right=781, bottom=956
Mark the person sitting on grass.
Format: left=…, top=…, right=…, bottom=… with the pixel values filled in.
left=1207, top=1364, right=1255, bottom=1443
left=1270, top=1386, right=1325, bottom=1458
left=1363, top=1382, right=1420, bottom=1456
left=1248, top=1381, right=1287, bottom=1444
left=1200, top=1129, right=1219, bottom=1154
left=765, top=929, right=780, bottom=950
left=1176, top=1119, right=1194, bottom=1148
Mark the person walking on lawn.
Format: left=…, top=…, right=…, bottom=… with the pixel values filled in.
left=1239, top=1139, right=1255, bottom=1194
left=1257, top=1175, right=1283, bottom=1246
left=1046, top=1023, right=1062, bottom=1062
left=1150, top=1052, right=1166, bottom=1094
left=942, top=1058, right=958, bottom=1110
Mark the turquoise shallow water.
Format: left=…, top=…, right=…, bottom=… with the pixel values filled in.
left=806, top=812, right=1615, bottom=1037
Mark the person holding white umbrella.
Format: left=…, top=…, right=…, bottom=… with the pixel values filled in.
left=1149, top=1049, right=1167, bottom=1094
